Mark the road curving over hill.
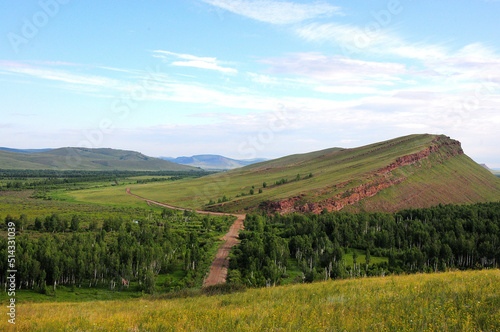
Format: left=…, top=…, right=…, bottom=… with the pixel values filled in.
left=126, top=188, right=245, bottom=287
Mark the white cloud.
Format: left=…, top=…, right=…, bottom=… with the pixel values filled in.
left=297, top=22, right=392, bottom=48
left=153, top=50, right=237, bottom=73
left=2, top=52, right=499, bottom=165
left=295, top=22, right=500, bottom=87
left=201, top=0, right=341, bottom=24
left=247, top=72, right=281, bottom=85
left=261, top=52, right=408, bottom=91
left=0, top=60, right=119, bottom=88
left=296, top=22, right=449, bottom=61
left=315, top=86, right=378, bottom=94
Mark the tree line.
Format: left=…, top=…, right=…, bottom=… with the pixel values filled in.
left=228, top=202, right=500, bottom=287
left=0, top=170, right=212, bottom=191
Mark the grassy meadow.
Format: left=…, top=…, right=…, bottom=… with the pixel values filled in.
left=0, top=190, right=153, bottom=222
left=6, top=269, right=499, bottom=331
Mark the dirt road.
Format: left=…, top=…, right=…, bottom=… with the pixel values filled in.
left=126, top=188, right=245, bottom=287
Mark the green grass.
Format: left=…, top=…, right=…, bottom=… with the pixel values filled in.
left=343, top=248, right=388, bottom=266
left=0, top=190, right=157, bottom=223
left=51, top=184, right=150, bottom=208
left=9, top=269, right=500, bottom=331
left=356, top=153, right=500, bottom=212
left=277, top=250, right=388, bottom=285
left=0, top=285, right=144, bottom=303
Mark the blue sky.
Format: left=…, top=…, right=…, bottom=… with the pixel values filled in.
left=1, top=0, right=500, bottom=167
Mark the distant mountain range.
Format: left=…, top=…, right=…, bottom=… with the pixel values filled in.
left=0, top=147, right=198, bottom=171
left=0, top=147, right=53, bottom=154
left=160, top=155, right=268, bottom=170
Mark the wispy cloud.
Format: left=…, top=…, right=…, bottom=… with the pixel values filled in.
left=0, top=60, right=119, bottom=88
left=0, top=60, right=272, bottom=109
left=201, top=0, right=341, bottom=24
left=153, top=50, right=237, bottom=74
left=315, top=86, right=379, bottom=94
left=296, top=22, right=449, bottom=61
left=261, top=52, right=408, bottom=93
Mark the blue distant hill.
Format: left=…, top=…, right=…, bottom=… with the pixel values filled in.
left=0, top=147, right=53, bottom=153
left=161, top=154, right=268, bottom=170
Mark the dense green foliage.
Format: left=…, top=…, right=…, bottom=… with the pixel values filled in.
left=229, top=202, right=500, bottom=286
left=0, top=208, right=233, bottom=295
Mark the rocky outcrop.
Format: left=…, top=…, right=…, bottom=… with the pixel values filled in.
left=375, top=136, right=463, bottom=176
left=268, top=136, right=464, bottom=215
left=266, top=176, right=406, bottom=214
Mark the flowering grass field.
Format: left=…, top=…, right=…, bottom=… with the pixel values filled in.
left=6, top=269, right=499, bottom=331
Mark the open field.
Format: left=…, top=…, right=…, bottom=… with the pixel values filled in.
left=7, top=269, right=500, bottom=331
left=0, top=190, right=156, bottom=222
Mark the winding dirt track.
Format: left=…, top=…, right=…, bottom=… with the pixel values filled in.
left=126, top=188, right=245, bottom=287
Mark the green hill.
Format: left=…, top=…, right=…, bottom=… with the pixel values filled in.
left=127, top=134, right=500, bottom=213
left=0, top=147, right=198, bottom=171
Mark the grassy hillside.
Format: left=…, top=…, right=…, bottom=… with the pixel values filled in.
left=64, top=134, right=500, bottom=213
left=10, top=269, right=500, bottom=331
left=354, top=153, right=500, bottom=212
left=0, top=147, right=198, bottom=171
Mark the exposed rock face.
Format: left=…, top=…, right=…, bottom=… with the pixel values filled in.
left=268, top=136, right=464, bottom=215
left=375, top=136, right=463, bottom=176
